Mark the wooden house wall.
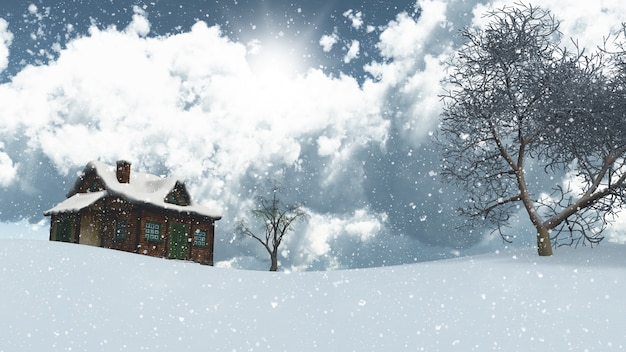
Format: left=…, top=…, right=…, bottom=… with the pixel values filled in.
left=134, top=208, right=215, bottom=265
left=49, top=196, right=215, bottom=265
left=189, top=217, right=215, bottom=265
left=100, top=197, right=140, bottom=253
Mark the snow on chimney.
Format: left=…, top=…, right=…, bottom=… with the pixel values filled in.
left=116, top=160, right=131, bottom=184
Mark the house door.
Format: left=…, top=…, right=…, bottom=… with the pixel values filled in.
left=169, top=222, right=188, bottom=260
left=79, top=212, right=101, bottom=246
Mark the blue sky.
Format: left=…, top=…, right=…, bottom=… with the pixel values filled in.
left=0, top=0, right=625, bottom=270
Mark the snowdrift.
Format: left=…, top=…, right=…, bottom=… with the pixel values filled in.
left=1, top=239, right=625, bottom=351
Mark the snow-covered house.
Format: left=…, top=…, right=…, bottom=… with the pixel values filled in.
left=44, top=160, right=221, bottom=265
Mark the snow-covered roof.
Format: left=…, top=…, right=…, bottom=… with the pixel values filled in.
left=44, top=160, right=221, bottom=219
left=44, top=191, right=107, bottom=215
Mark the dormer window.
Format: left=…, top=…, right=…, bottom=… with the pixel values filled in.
left=165, top=192, right=178, bottom=205
left=88, top=181, right=101, bottom=192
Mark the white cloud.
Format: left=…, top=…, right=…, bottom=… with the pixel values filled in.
left=317, top=135, right=343, bottom=157
left=0, top=19, right=13, bottom=73
left=343, top=9, right=364, bottom=29
left=246, top=38, right=262, bottom=55
left=319, top=32, right=338, bottom=52
left=344, top=209, right=382, bottom=241
left=366, top=0, right=449, bottom=88
left=287, top=208, right=387, bottom=270
left=0, top=11, right=391, bottom=227
left=0, top=143, right=16, bottom=186
left=362, top=0, right=451, bottom=145
left=126, top=6, right=150, bottom=37
left=343, top=39, right=360, bottom=63
left=399, top=53, right=448, bottom=141
left=377, top=0, right=447, bottom=60
left=606, top=211, right=626, bottom=244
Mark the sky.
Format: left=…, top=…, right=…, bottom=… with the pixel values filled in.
left=0, top=0, right=625, bottom=270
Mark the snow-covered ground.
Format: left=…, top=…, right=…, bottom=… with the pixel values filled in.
left=1, top=239, right=625, bottom=351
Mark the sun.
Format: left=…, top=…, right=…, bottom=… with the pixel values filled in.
left=246, top=38, right=307, bottom=83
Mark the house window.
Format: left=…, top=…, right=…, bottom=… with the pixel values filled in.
left=193, top=229, right=208, bottom=247
left=88, top=181, right=100, bottom=192
left=165, top=193, right=178, bottom=205
left=56, top=218, right=73, bottom=242
left=115, top=220, right=128, bottom=241
left=145, top=221, right=162, bottom=242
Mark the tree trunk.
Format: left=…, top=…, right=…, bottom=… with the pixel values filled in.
left=269, top=253, right=278, bottom=271
left=536, top=226, right=553, bottom=256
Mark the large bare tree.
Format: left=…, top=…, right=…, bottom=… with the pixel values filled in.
left=438, top=3, right=626, bottom=256
left=236, top=183, right=308, bottom=271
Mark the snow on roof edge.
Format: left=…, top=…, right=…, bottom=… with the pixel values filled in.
left=44, top=191, right=107, bottom=216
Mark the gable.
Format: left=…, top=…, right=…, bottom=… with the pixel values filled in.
left=73, top=171, right=105, bottom=195
left=164, top=182, right=191, bottom=206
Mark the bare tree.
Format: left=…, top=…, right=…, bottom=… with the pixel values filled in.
left=438, top=3, right=626, bottom=256
left=236, top=183, right=308, bottom=271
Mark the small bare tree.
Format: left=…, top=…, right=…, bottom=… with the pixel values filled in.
left=439, top=3, right=626, bottom=256
left=236, top=183, right=308, bottom=271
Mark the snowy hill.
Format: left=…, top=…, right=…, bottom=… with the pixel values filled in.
left=1, top=240, right=625, bottom=351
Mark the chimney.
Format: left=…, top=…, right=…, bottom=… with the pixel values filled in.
left=116, top=160, right=131, bottom=184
